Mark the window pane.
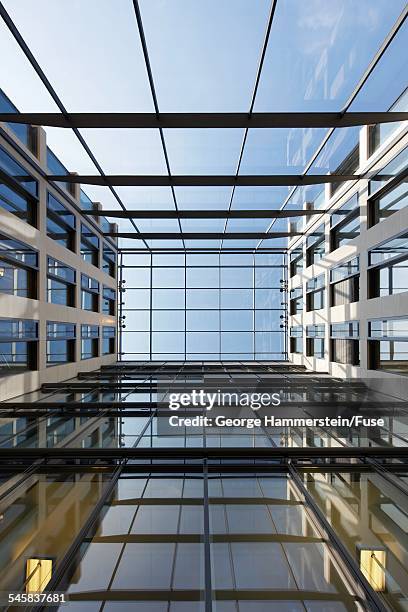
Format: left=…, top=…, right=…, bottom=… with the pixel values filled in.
left=221, top=310, right=253, bottom=331
left=152, top=310, right=185, bottom=331
left=187, top=310, right=219, bottom=331
left=152, top=289, right=184, bottom=309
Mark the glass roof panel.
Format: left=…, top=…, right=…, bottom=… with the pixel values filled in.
left=181, top=219, right=225, bottom=233
left=115, top=187, right=175, bottom=211
left=164, top=129, right=243, bottom=175
left=231, top=187, right=291, bottom=210
left=0, top=16, right=59, bottom=111
left=2, top=0, right=154, bottom=111
left=184, top=240, right=221, bottom=249
left=79, top=128, right=167, bottom=174
left=254, top=0, right=407, bottom=112
left=349, top=19, right=408, bottom=111
left=308, top=126, right=360, bottom=175
left=225, top=219, right=272, bottom=233
left=136, top=219, right=181, bottom=233
left=138, top=0, right=271, bottom=111
left=240, top=128, right=327, bottom=174
left=43, top=127, right=99, bottom=174
left=175, top=187, right=232, bottom=211
left=221, top=239, right=259, bottom=249
left=76, top=185, right=121, bottom=210
left=147, top=239, right=184, bottom=249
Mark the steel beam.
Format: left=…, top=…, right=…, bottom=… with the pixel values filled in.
left=46, top=173, right=362, bottom=186
left=1, top=111, right=407, bottom=128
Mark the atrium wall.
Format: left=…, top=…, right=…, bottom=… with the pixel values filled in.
left=0, top=116, right=118, bottom=401
left=287, top=119, right=408, bottom=397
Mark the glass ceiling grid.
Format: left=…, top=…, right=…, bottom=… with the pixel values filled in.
left=0, top=0, right=407, bottom=254
left=0, top=0, right=152, bottom=250
left=256, top=2, right=408, bottom=250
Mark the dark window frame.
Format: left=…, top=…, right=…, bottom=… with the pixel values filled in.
left=47, top=192, right=76, bottom=252
left=47, top=257, right=76, bottom=307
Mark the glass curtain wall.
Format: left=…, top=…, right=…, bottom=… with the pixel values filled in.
left=120, top=252, right=287, bottom=360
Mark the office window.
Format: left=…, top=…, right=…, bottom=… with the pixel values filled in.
left=306, top=325, right=325, bottom=358
left=0, top=146, right=37, bottom=225
left=368, top=318, right=408, bottom=373
left=330, top=322, right=360, bottom=365
left=289, top=287, right=303, bottom=315
left=368, top=145, right=408, bottom=226
left=330, top=143, right=359, bottom=197
left=330, top=256, right=359, bottom=306
left=102, top=243, right=116, bottom=278
left=306, top=224, right=325, bottom=266
left=81, top=325, right=99, bottom=360
left=306, top=274, right=325, bottom=311
left=369, top=179, right=408, bottom=227
left=0, top=234, right=38, bottom=299
left=81, top=223, right=99, bottom=266
left=368, top=233, right=408, bottom=266
left=47, top=193, right=76, bottom=251
left=289, top=247, right=303, bottom=277
left=47, top=257, right=76, bottom=307
left=369, top=145, right=408, bottom=193
left=102, top=326, right=116, bottom=355
left=81, top=274, right=99, bottom=312
left=330, top=193, right=359, bottom=251
left=368, top=235, right=408, bottom=298
left=46, top=322, right=75, bottom=365
left=0, top=318, right=38, bottom=374
left=102, top=286, right=116, bottom=316
left=290, top=326, right=303, bottom=354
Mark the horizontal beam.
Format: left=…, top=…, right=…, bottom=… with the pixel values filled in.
left=104, top=231, right=300, bottom=240
left=85, top=208, right=326, bottom=219
left=1, top=111, right=407, bottom=129
left=0, top=447, right=407, bottom=459
left=118, top=247, right=287, bottom=252
left=47, top=173, right=361, bottom=186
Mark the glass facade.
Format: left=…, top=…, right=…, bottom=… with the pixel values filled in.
left=121, top=253, right=287, bottom=360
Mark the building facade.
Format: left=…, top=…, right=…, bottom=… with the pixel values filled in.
left=288, top=98, right=408, bottom=397
left=0, top=91, right=118, bottom=401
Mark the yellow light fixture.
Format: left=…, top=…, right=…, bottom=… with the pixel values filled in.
left=359, top=548, right=386, bottom=592
left=25, top=558, right=53, bottom=593
left=0, top=268, right=4, bottom=277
